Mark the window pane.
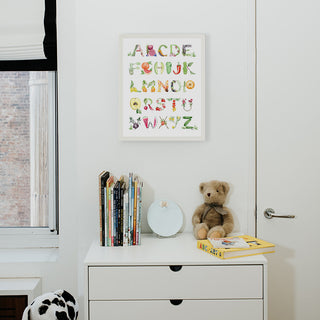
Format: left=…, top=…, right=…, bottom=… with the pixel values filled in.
left=0, top=71, right=52, bottom=228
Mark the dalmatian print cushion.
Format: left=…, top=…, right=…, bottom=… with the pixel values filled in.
left=22, top=289, right=79, bottom=320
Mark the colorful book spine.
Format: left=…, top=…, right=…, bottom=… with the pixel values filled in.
left=123, top=191, right=129, bottom=246
left=130, top=175, right=135, bottom=245
left=98, top=171, right=104, bottom=246
left=119, top=182, right=124, bottom=246
left=197, top=241, right=224, bottom=258
left=133, top=178, right=138, bottom=245
left=110, top=184, right=114, bottom=246
left=99, top=171, right=143, bottom=247
left=137, top=181, right=143, bottom=245
left=99, top=171, right=109, bottom=246
left=107, top=183, right=112, bottom=246
left=106, top=176, right=114, bottom=246
left=128, top=173, right=133, bottom=246
left=113, top=181, right=119, bottom=246
left=104, top=186, right=108, bottom=246
left=136, top=182, right=141, bottom=245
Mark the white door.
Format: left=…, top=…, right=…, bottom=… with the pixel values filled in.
left=257, top=1, right=320, bottom=319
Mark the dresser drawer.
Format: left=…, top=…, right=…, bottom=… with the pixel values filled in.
left=89, top=265, right=262, bottom=300
left=90, top=300, right=263, bottom=320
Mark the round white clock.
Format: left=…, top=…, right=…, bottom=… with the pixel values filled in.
left=147, top=200, right=183, bottom=237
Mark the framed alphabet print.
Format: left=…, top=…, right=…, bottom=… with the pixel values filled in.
left=120, top=34, right=205, bottom=141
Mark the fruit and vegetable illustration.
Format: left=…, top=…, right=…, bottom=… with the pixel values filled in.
left=122, top=36, right=204, bottom=139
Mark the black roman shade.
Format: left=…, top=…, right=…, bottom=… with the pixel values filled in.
left=0, top=0, right=57, bottom=71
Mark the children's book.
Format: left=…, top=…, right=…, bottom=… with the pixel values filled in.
left=104, top=186, right=108, bottom=245
left=136, top=181, right=143, bottom=245
left=99, top=172, right=142, bottom=247
left=110, top=181, right=115, bottom=246
left=133, top=176, right=138, bottom=245
left=209, top=237, right=250, bottom=248
left=123, top=190, right=129, bottom=246
left=119, top=178, right=125, bottom=246
left=113, top=180, right=120, bottom=246
left=98, top=171, right=109, bottom=246
left=106, top=175, right=114, bottom=246
left=197, top=235, right=275, bottom=259
left=129, top=173, right=135, bottom=245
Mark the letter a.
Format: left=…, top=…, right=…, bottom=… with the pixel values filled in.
left=129, top=44, right=144, bottom=57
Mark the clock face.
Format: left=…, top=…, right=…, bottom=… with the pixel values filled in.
left=147, top=200, right=183, bottom=237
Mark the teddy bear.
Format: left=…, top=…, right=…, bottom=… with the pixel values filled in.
left=192, top=180, right=234, bottom=239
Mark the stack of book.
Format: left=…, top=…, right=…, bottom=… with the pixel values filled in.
left=99, top=171, right=143, bottom=246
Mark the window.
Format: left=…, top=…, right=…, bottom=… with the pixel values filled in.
left=0, top=70, right=58, bottom=248
left=0, top=0, right=57, bottom=248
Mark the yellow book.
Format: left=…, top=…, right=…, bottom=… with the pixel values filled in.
left=197, top=235, right=275, bottom=259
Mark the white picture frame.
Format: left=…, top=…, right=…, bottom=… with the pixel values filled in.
left=119, top=34, right=205, bottom=141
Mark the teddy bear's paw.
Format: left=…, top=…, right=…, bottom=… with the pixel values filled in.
left=208, top=231, right=222, bottom=239
left=207, top=226, right=226, bottom=239
left=197, top=227, right=208, bottom=240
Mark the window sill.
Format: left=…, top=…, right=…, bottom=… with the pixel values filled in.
left=0, top=230, right=59, bottom=249
left=0, top=247, right=59, bottom=263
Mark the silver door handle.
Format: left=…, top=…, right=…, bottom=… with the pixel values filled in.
left=264, top=208, right=295, bottom=219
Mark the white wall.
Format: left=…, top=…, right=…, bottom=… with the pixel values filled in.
left=75, top=0, right=255, bottom=235
left=0, top=1, right=255, bottom=319
left=75, top=0, right=255, bottom=314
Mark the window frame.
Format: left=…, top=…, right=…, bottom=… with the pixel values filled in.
left=0, top=71, right=59, bottom=248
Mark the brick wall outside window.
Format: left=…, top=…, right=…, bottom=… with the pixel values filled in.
left=0, top=72, right=30, bottom=227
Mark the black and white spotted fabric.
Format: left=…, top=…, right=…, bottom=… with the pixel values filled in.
left=22, top=289, right=79, bottom=320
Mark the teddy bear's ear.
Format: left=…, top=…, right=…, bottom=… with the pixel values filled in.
left=199, top=183, right=205, bottom=194
left=220, top=182, right=230, bottom=194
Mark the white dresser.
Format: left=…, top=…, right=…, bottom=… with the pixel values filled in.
left=84, top=233, right=268, bottom=320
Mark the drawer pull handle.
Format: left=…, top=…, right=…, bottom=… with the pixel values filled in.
left=169, top=265, right=182, bottom=272
left=170, top=299, right=183, bottom=306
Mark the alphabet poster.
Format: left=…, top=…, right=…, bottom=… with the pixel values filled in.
left=120, top=34, right=205, bottom=140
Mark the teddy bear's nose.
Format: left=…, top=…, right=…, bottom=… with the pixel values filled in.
left=207, top=193, right=211, bottom=197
